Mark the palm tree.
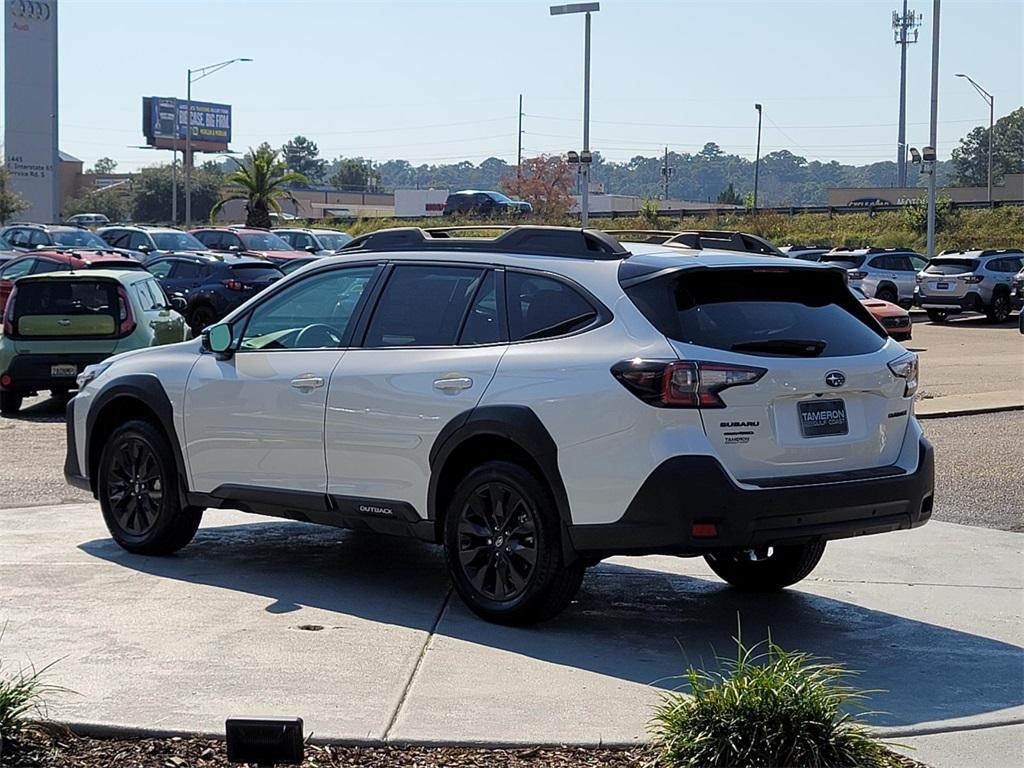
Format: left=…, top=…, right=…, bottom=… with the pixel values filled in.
left=210, top=143, right=307, bottom=227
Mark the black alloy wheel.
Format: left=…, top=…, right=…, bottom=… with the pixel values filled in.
left=456, top=482, right=539, bottom=602
left=987, top=294, right=1010, bottom=323
left=105, top=436, right=164, bottom=537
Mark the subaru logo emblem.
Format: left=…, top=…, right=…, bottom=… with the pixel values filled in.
left=824, top=370, right=846, bottom=388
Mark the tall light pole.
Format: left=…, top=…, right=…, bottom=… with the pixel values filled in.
left=955, top=73, right=994, bottom=203
left=925, top=0, right=941, bottom=260
left=753, top=103, right=763, bottom=210
left=184, top=57, right=252, bottom=227
left=550, top=2, right=598, bottom=227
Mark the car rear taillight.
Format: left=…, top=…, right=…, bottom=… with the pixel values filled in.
left=116, top=285, right=135, bottom=335
left=849, top=271, right=868, bottom=280
left=887, top=352, right=919, bottom=397
left=611, top=359, right=766, bottom=409
left=962, top=274, right=984, bottom=284
left=223, top=279, right=244, bottom=291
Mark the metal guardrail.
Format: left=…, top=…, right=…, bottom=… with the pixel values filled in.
left=588, top=199, right=1024, bottom=220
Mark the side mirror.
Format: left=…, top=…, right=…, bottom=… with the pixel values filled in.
left=204, top=322, right=234, bottom=356
left=137, top=244, right=151, bottom=253
left=35, top=243, right=49, bottom=250
left=304, top=244, right=317, bottom=253
left=228, top=244, right=241, bottom=252
left=169, top=295, right=188, bottom=312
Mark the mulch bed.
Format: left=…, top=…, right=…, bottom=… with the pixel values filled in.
left=1, top=729, right=929, bottom=767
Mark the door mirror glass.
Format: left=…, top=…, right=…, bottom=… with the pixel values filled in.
left=206, top=323, right=233, bottom=352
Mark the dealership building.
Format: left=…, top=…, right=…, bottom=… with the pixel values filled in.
left=827, top=174, right=1024, bottom=207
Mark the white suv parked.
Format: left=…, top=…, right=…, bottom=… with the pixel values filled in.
left=65, top=227, right=934, bottom=624
left=823, top=247, right=927, bottom=307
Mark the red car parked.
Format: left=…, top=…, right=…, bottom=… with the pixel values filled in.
left=190, top=227, right=311, bottom=268
left=0, top=251, right=144, bottom=315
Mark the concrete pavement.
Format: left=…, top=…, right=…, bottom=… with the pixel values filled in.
left=1, top=504, right=1021, bottom=765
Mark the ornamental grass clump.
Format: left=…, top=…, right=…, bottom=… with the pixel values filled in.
left=650, top=633, right=889, bottom=768
left=0, top=629, right=64, bottom=753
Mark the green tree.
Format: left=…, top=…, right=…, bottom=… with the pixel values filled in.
left=281, top=135, right=325, bottom=182
left=328, top=157, right=380, bottom=191
left=88, top=157, right=118, bottom=175
left=0, top=167, right=28, bottom=224
left=716, top=182, right=743, bottom=205
left=951, top=107, right=1024, bottom=186
left=62, top=187, right=129, bottom=221
left=131, top=163, right=223, bottom=224
left=211, top=144, right=307, bottom=228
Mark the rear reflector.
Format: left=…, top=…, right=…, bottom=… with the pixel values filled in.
left=1, top=373, right=11, bottom=387
left=691, top=522, right=719, bottom=538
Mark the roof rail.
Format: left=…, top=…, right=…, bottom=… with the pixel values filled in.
left=980, top=248, right=1023, bottom=256
left=341, top=226, right=630, bottom=260
left=602, top=230, right=680, bottom=244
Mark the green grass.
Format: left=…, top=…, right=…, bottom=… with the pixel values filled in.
left=649, top=632, right=891, bottom=768
left=307, top=205, right=1022, bottom=252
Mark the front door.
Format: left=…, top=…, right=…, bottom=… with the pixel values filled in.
left=183, top=264, right=380, bottom=495
left=325, top=264, right=506, bottom=516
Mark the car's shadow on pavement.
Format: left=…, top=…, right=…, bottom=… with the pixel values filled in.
left=1, top=393, right=68, bottom=423
left=79, top=520, right=1023, bottom=730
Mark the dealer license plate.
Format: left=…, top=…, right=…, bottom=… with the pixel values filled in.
left=798, top=399, right=848, bottom=438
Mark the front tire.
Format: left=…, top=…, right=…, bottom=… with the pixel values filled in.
left=188, top=304, right=217, bottom=335
left=926, top=309, right=949, bottom=323
left=704, top=541, right=826, bottom=591
left=986, top=294, right=1010, bottom=323
left=98, top=419, right=202, bottom=555
left=444, top=461, right=583, bottom=625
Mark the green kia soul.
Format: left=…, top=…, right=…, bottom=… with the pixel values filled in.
left=0, top=270, right=189, bottom=414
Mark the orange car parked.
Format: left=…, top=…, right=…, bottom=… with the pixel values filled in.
left=853, top=287, right=912, bottom=341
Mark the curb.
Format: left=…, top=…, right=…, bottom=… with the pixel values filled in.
left=916, top=403, right=1024, bottom=420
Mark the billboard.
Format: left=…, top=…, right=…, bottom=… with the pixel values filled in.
left=4, top=0, right=60, bottom=221
left=143, top=96, right=231, bottom=151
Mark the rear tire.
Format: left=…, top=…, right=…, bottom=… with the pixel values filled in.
left=986, top=294, right=1010, bottom=323
left=188, top=304, right=217, bottom=335
left=98, top=419, right=202, bottom=555
left=926, top=309, right=949, bottom=323
left=444, top=460, right=583, bottom=625
left=704, top=541, right=826, bottom=591
left=876, top=286, right=898, bottom=304
left=0, top=390, right=23, bottom=415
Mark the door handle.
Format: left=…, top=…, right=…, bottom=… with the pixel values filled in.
left=433, top=376, right=473, bottom=393
left=290, top=375, right=325, bottom=391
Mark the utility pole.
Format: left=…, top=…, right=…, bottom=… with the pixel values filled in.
left=753, top=104, right=763, bottom=210
left=893, top=2, right=921, bottom=187
left=926, top=0, right=941, bottom=260
left=660, top=146, right=673, bottom=200
left=517, top=94, right=523, bottom=178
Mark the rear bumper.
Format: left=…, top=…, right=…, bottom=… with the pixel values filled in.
left=568, top=437, right=934, bottom=557
left=915, top=292, right=983, bottom=311
left=1, top=353, right=109, bottom=392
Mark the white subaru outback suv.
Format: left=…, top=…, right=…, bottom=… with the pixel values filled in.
left=65, top=226, right=934, bottom=624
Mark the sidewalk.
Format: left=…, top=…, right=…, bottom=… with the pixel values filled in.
left=1, top=504, right=1021, bottom=766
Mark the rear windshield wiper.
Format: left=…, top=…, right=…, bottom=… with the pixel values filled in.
left=731, top=339, right=827, bottom=357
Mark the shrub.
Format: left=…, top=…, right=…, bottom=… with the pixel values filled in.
left=649, top=633, right=889, bottom=768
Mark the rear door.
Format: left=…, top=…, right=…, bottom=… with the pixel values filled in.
left=625, top=265, right=908, bottom=481
left=325, top=264, right=506, bottom=512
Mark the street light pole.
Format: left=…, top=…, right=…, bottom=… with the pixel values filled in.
left=955, top=72, right=994, bottom=203
left=183, top=57, right=252, bottom=228
left=926, top=0, right=941, bottom=260
left=551, top=2, right=599, bottom=228
left=753, top=103, right=763, bottom=210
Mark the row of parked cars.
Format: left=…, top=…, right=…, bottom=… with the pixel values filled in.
left=0, top=223, right=353, bottom=413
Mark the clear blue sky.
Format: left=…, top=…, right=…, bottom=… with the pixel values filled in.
left=8, top=0, right=1022, bottom=171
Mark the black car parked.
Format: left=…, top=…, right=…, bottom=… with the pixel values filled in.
left=442, top=190, right=532, bottom=217
left=145, top=253, right=283, bottom=334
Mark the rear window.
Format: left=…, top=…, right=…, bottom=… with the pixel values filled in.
left=11, top=280, right=118, bottom=337
left=625, top=267, right=885, bottom=358
left=823, top=254, right=865, bottom=268
left=924, top=258, right=978, bottom=275
left=230, top=265, right=283, bottom=282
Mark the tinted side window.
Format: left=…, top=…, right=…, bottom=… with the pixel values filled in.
left=506, top=272, right=599, bottom=341
left=28, top=230, right=50, bottom=247
left=147, top=260, right=174, bottom=279
left=31, top=259, right=67, bottom=274
left=241, top=266, right=377, bottom=350
left=365, top=265, right=484, bottom=347
left=868, top=256, right=887, bottom=269
left=221, top=233, right=243, bottom=250
left=194, top=231, right=220, bottom=249
left=101, top=229, right=129, bottom=247
left=5, top=228, right=30, bottom=247
left=1, top=258, right=35, bottom=279
left=172, top=261, right=204, bottom=280
left=459, top=270, right=502, bottom=345
left=127, top=231, right=152, bottom=251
